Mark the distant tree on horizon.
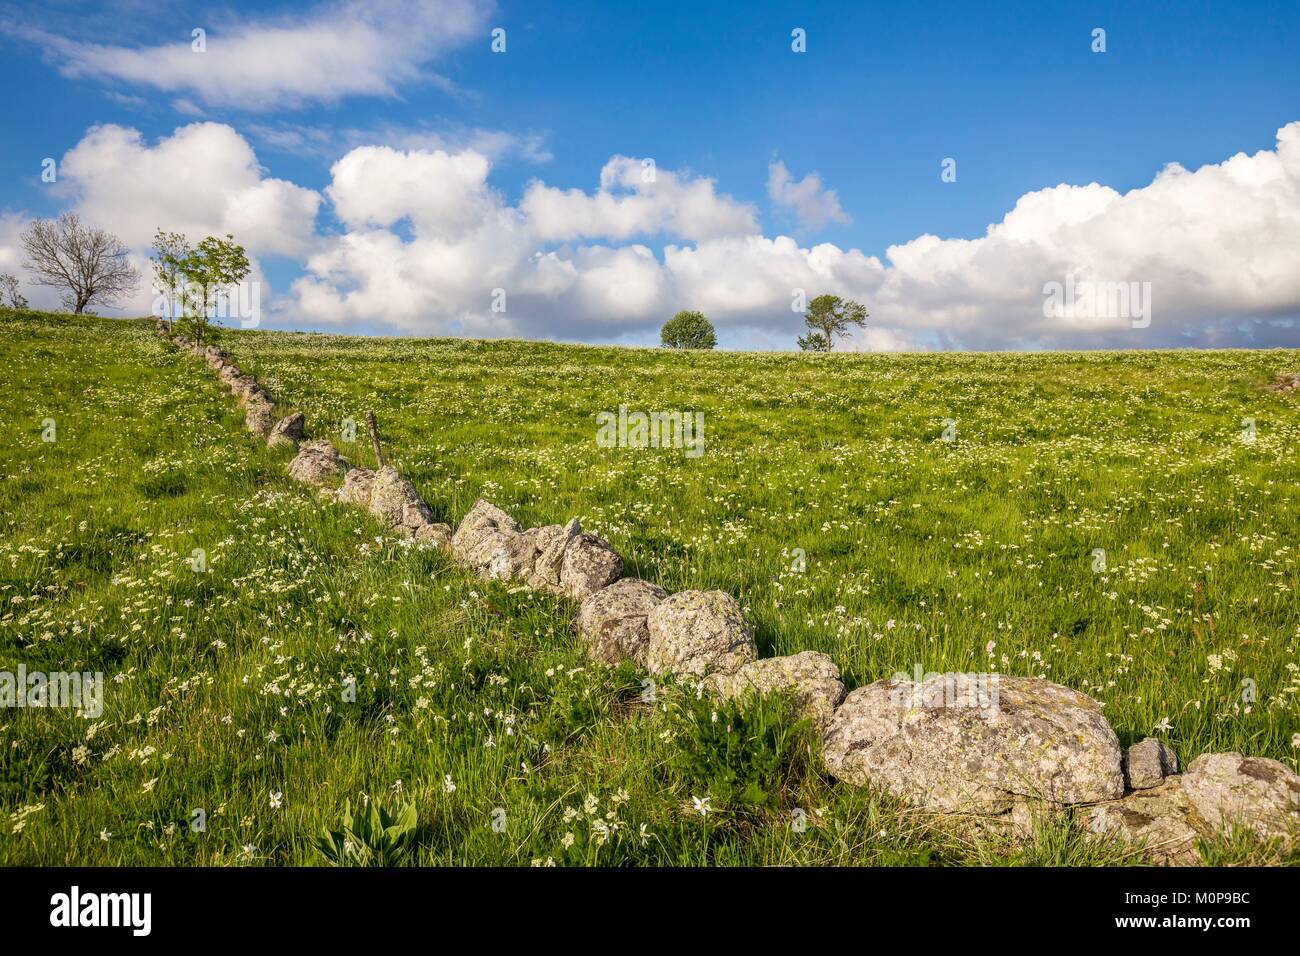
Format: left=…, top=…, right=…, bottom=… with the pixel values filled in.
left=661, top=310, right=717, bottom=350
left=176, top=234, right=251, bottom=344
left=150, top=228, right=191, bottom=322
left=0, top=273, right=27, bottom=309
left=798, top=294, right=868, bottom=351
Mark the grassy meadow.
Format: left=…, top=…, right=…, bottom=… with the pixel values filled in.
left=2, top=306, right=1298, bottom=866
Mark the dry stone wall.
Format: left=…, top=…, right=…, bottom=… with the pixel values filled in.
left=158, top=320, right=1300, bottom=864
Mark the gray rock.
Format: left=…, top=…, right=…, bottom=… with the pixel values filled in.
left=474, top=529, right=537, bottom=581
left=821, top=675, right=1124, bottom=813
left=1181, top=751, right=1300, bottom=841
left=244, top=397, right=276, bottom=436
left=1082, top=778, right=1202, bottom=866
left=534, top=518, right=581, bottom=586
left=413, top=522, right=453, bottom=549
left=336, top=467, right=375, bottom=507
left=268, top=411, right=306, bottom=450
left=645, top=590, right=757, bottom=679
left=287, top=439, right=348, bottom=486
left=231, top=377, right=264, bottom=402
left=704, top=650, right=846, bottom=729
left=1125, top=737, right=1178, bottom=790
left=451, top=499, right=530, bottom=580
left=578, top=578, right=669, bottom=665
left=559, top=532, right=623, bottom=600
left=367, top=466, right=431, bottom=531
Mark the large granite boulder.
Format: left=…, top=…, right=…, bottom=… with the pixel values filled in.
left=645, top=590, right=757, bottom=679
left=451, top=499, right=532, bottom=580
left=287, top=439, right=348, bottom=486
left=821, top=675, right=1124, bottom=813
left=1181, top=752, right=1300, bottom=841
left=559, top=532, right=623, bottom=600
left=578, top=577, right=669, bottom=665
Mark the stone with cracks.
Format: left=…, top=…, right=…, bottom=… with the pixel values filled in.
left=1081, top=778, right=1202, bottom=866
left=244, top=397, right=276, bottom=436
left=645, top=590, right=757, bottom=678
left=559, top=532, right=623, bottom=600
left=268, top=411, right=305, bottom=450
left=821, top=675, right=1124, bottom=813
left=578, top=578, right=669, bottom=665
left=452, top=499, right=530, bottom=580
left=704, top=651, right=846, bottom=729
left=337, top=467, right=375, bottom=507
left=367, top=466, right=432, bottom=531
left=287, top=439, right=348, bottom=486
left=1124, top=737, right=1178, bottom=791
left=533, top=518, right=581, bottom=586
left=1181, top=752, right=1300, bottom=841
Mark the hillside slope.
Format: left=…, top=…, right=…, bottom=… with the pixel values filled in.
left=2, top=308, right=1298, bottom=866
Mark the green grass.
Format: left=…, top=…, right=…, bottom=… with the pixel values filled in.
left=1, top=306, right=1298, bottom=866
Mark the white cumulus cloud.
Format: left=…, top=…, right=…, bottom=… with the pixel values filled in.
left=18, top=0, right=489, bottom=111
left=767, top=161, right=851, bottom=232
left=520, top=156, right=759, bottom=242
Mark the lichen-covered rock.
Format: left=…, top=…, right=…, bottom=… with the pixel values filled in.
left=367, top=467, right=430, bottom=530
left=1082, top=778, right=1201, bottom=866
left=559, top=532, right=623, bottom=600
left=704, top=651, right=846, bottom=729
left=533, top=518, right=581, bottom=586
left=267, top=411, right=305, bottom=450
left=413, top=522, right=453, bottom=549
left=244, top=397, right=276, bottom=436
left=337, top=467, right=375, bottom=507
left=645, top=590, right=757, bottom=678
left=287, top=439, right=348, bottom=486
left=821, top=675, right=1124, bottom=813
left=1181, top=752, right=1300, bottom=841
left=578, top=578, right=669, bottom=665
left=451, top=499, right=530, bottom=580
left=1125, top=737, right=1178, bottom=791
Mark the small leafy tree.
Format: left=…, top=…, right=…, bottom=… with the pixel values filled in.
left=661, top=310, right=717, bottom=350
left=20, top=213, right=140, bottom=314
left=178, top=234, right=250, bottom=344
left=0, top=273, right=27, bottom=309
left=799, top=294, right=868, bottom=351
left=796, top=330, right=828, bottom=352
left=150, top=229, right=191, bottom=321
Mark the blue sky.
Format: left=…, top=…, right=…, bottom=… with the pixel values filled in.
left=2, top=0, right=1298, bottom=349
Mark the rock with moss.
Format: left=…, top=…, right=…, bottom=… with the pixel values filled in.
left=704, top=651, right=846, bottom=729
left=646, top=590, right=756, bottom=678
left=1181, top=752, right=1300, bottom=841
left=579, top=577, right=669, bottom=665
left=822, top=675, right=1124, bottom=813
left=288, top=439, right=348, bottom=486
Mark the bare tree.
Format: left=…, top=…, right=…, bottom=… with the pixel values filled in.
left=0, top=273, right=27, bottom=309
left=21, top=213, right=141, bottom=314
